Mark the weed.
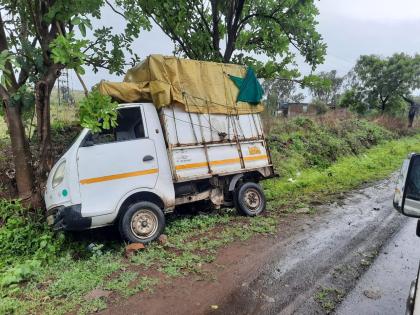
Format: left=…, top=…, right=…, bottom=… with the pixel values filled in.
left=0, top=199, right=65, bottom=286
left=104, top=271, right=138, bottom=297
left=47, top=253, right=122, bottom=298
left=315, top=287, right=344, bottom=313
left=102, top=272, right=158, bottom=297
left=131, top=245, right=168, bottom=267
left=161, top=251, right=203, bottom=276
left=135, top=276, right=159, bottom=293
left=77, top=297, right=107, bottom=315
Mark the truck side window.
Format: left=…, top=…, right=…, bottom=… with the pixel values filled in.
left=91, top=107, right=145, bottom=145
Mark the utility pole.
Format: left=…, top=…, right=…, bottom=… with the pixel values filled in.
left=57, top=69, right=74, bottom=107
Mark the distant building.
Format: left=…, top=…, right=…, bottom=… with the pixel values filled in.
left=277, top=102, right=317, bottom=117
left=277, top=102, right=341, bottom=118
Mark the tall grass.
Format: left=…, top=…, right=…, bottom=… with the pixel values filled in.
left=265, top=134, right=420, bottom=209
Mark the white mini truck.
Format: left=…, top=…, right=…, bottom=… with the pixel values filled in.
left=45, top=103, right=275, bottom=243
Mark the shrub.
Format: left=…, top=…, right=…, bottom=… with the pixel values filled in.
left=0, top=199, right=65, bottom=286
left=312, top=100, right=329, bottom=115
left=267, top=116, right=395, bottom=178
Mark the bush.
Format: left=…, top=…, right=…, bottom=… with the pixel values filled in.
left=0, top=199, right=65, bottom=286
left=312, top=100, right=329, bottom=115
left=267, top=116, right=395, bottom=178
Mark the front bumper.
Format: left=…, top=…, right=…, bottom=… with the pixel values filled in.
left=47, top=204, right=91, bottom=231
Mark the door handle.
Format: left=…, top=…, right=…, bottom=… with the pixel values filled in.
left=143, top=155, right=154, bottom=162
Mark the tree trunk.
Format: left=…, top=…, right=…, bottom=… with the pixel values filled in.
left=381, top=101, right=386, bottom=112
left=4, top=102, right=40, bottom=207
left=35, top=80, right=53, bottom=179
left=408, top=105, right=417, bottom=128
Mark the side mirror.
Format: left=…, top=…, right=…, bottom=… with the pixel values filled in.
left=398, top=154, right=420, bottom=217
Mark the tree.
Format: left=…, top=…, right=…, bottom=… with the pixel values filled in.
left=0, top=0, right=148, bottom=206
left=263, top=78, right=304, bottom=116
left=347, top=53, right=420, bottom=114
left=339, top=89, right=366, bottom=114
left=120, top=0, right=327, bottom=77
left=309, top=70, right=343, bottom=105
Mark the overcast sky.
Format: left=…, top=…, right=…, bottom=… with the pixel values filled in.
left=68, top=0, right=420, bottom=91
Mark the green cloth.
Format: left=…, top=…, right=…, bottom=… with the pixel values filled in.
left=229, top=67, right=264, bottom=104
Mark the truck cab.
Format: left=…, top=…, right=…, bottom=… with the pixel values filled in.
left=46, top=102, right=274, bottom=243
left=46, top=103, right=174, bottom=242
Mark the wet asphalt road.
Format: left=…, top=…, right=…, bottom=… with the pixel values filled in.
left=337, top=218, right=420, bottom=315
left=214, top=176, right=418, bottom=314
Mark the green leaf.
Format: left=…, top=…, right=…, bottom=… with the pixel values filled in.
left=71, top=16, right=81, bottom=25
left=50, top=32, right=88, bottom=71
left=79, top=89, right=119, bottom=133
left=78, top=23, right=86, bottom=37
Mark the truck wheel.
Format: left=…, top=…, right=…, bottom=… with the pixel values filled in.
left=119, top=201, right=165, bottom=243
left=234, top=182, right=266, bottom=216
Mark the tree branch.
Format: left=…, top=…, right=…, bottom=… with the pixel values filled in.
left=235, top=0, right=304, bottom=55
left=0, top=83, right=9, bottom=100
left=75, top=71, right=88, bottom=96
left=145, top=9, right=198, bottom=59
left=224, top=0, right=246, bottom=62
left=210, top=0, right=221, bottom=53
left=9, top=36, right=40, bottom=86
left=105, top=0, right=127, bottom=19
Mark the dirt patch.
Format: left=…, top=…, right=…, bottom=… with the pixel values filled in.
left=100, top=212, right=320, bottom=315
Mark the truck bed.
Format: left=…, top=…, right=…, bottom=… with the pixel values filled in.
left=160, top=105, right=272, bottom=182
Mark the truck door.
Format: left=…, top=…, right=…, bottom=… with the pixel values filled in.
left=76, top=106, right=158, bottom=217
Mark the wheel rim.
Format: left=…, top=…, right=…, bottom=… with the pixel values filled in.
left=243, top=187, right=261, bottom=212
left=130, top=209, right=159, bottom=240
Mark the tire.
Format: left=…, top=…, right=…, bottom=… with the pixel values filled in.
left=234, top=182, right=266, bottom=216
left=119, top=201, right=165, bottom=243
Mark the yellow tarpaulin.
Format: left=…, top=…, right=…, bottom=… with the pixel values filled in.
left=97, top=55, right=264, bottom=115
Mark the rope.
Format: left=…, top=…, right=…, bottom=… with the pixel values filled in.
left=162, top=113, right=233, bottom=138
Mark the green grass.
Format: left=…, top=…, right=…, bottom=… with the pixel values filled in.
left=268, top=116, right=395, bottom=179
left=0, top=253, right=123, bottom=315
left=315, top=287, right=344, bottom=313
left=102, top=271, right=158, bottom=298
left=1, top=116, right=420, bottom=314
left=0, top=211, right=277, bottom=314
left=264, top=134, right=420, bottom=210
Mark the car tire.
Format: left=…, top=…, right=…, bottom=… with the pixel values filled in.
left=234, top=182, right=266, bottom=216
left=119, top=201, right=165, bottom=243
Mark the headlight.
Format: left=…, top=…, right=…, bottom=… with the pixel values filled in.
left=52, top=161, right=66, bottom=188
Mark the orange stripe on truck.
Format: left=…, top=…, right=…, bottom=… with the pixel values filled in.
left=175, top=155, right=268, bottom=170
left=80, top=168, right=159, bottom=185
left=79, top=155, right=268, bottom=184
left=243, top=154, right=268, bottom=162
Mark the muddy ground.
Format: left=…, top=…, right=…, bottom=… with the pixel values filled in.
left=100, top=175, right=411, bottom=315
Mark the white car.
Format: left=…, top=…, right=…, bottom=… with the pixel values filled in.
left=393, top=153, right=420, bottom=315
